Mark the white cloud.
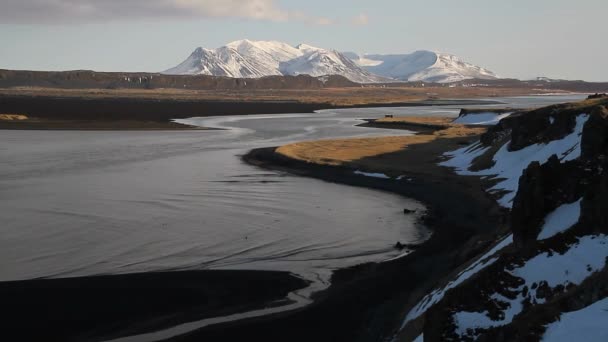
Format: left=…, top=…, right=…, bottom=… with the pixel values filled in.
left=351, top=13, right=369, bottom=26
left=0, top=0, right=329, bottom=24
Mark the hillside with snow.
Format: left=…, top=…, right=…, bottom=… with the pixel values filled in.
left=164, top=40, right=386, bottom=83
left=397, top=96, right=608, bottom=341
left=347, top=50, right=498, bottom=83
left=164, top=40, right=497, bottom=84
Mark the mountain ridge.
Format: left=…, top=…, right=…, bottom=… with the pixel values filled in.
left=164, top=40, right=387, bottom=83
left=163, top=40, right=498, bottom=83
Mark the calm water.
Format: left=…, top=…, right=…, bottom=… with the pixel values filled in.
left=0, top=95, right=585, bottom=284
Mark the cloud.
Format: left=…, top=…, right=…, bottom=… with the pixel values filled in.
left=285, top=10, right=333, bottom=26
left=0, top=0, right=329, bottom=24
left=351, top=13, right=369, bottom=26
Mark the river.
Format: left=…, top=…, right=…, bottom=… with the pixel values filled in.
left=0, top=95, right=584, bottom=286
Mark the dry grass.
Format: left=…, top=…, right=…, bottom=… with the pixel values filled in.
left=0, top=86, right=542, bottom=107
left=376, top=116, right=454, bottom=127
left=0, top=114, right=28, bottom=121
left=277, top=136, right=435, bottom=166
left=277, top=117, right=486, bottom=167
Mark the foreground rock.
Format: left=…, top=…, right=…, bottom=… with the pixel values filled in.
left=397, top=96, right=608, bottom=341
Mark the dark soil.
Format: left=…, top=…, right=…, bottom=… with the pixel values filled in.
left=0, top=270, right=307, bottom=342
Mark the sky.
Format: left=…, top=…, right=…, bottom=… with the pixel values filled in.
left=1, top=0, right=607, bottom=81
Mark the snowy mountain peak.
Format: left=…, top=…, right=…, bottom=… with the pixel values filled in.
left=349, top=50, right=498, bottom=83
left=164, top=40, right=385, bottom=83
left=164, top=40, right=498, bottom=83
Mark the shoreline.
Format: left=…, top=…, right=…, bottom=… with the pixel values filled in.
left=0, top=118, right=212, bottom=130
left=1, top=117, right=508, bottom=342
left=2, top=107, right=508, bottom=341
left=0, top=93, right=502, bottom=130
left=173, top=124, right=509, bottom=341
left=0, top=270, right=308, bottom=341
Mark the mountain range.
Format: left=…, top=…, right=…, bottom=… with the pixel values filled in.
left=163, top=40, right=499, bottom=84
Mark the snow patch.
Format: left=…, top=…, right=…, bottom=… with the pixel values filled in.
left=402, top=235, right=513, bottom=326
left=453, top=112, right=513, bottom=125
left=439, top=141, right=490, bottom=173
left=453, top=234, right=608, bottom=338
left=538, top=199, right=582, bottom=240
left=441, top=114, right=590, bottom=208
left=542, top=297, right=608, bottom=342
left=413, top=333, right=424, bottom=342
left=353, top=170, right=390, bottom=179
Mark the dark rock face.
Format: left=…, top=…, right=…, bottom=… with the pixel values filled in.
left=587, top=93, right=607, bottom=100
left=580, top=168, right=608, bottom=234
left=581, top=106, right=608, bottom=160
left=511, top=155, right=589, bottom=248
left=415, top=99, right=608, bottom=341
left=480, top=101, right=608, bottom=152
left=511, top=161, right=546, bottom=248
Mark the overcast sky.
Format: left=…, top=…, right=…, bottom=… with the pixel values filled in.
left=1, top=0, right=607, bottom=81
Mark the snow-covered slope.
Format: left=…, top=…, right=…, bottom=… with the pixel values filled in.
left=348, top=50, right=498, bottom=83
left=396, top=98, right=608, bottom=342
left=164, top=40, right=497, bottom=83
left=164, top=40, right=386, bottom=83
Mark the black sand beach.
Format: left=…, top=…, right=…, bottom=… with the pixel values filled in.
left=1, top=270, right=307, bottom=341
left=169, top=128, right=508, bottom=341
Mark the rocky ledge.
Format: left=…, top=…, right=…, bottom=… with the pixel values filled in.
left=397, top=96, right=608, bottom=341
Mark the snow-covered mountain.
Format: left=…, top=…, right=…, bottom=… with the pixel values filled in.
left=164, top=40, right=386, bottom=83
left=164, top=40, right=498, bottom=83
left=346, top=50, right=498, bottom=83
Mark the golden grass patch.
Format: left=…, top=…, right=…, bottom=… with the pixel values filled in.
left=277, top=121, right=485, bottom=166
left=0, top=114, right=28, bottom=121
left=375, top=116, right=454, bottom=126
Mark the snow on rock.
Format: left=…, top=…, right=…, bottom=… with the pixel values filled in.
left=402, top=235, right=513, bottom=326
left=440, top=114, right=590, bottom=208
left=165, top=41, right=498, bottom=83
left=542, top=297, right=608, bottom=342
left=413, top=333, right=424, bottom=342
left=538, top=199, right=582, bottom=240
left=439, top=141, right=490, bottom=173
left=453, top=234, right=608, bottom=338
left=453, top=112, right=513, bottom=125
left=353, top=170, right=391, bottom=179
left=164, top=40, right=385, bottom=83
left=349, top=50, right=498, bottom=83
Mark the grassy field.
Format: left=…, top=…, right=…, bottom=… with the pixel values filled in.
left=0, top=85, right=547, bottom=106
left=276, top=116, right=486, bottom=169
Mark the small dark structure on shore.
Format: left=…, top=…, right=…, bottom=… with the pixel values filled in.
left=588, top=93, right=607, bottom=99
left=385, top=114, right=394, bottom=118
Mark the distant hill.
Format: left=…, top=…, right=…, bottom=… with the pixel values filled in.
left=0, top=69, right=358, bottom=90
left=346, top=50, right=498, bottom=83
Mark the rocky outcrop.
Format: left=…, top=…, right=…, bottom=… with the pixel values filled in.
left=580, top=166, right=608, bottom=233
left=587, top=93, right=607, bottom=100
left=511, top=156, right=588, bottom=248
left=403, top=97, right=608, bottom=341
left=511, top=161, right=546, bottom=248
left=481, top=101, right=608, bottom=152
left=581, top=106, right=608, bottom=159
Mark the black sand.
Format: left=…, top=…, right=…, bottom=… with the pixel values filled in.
left=0, top=270, right=307, bottom=341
